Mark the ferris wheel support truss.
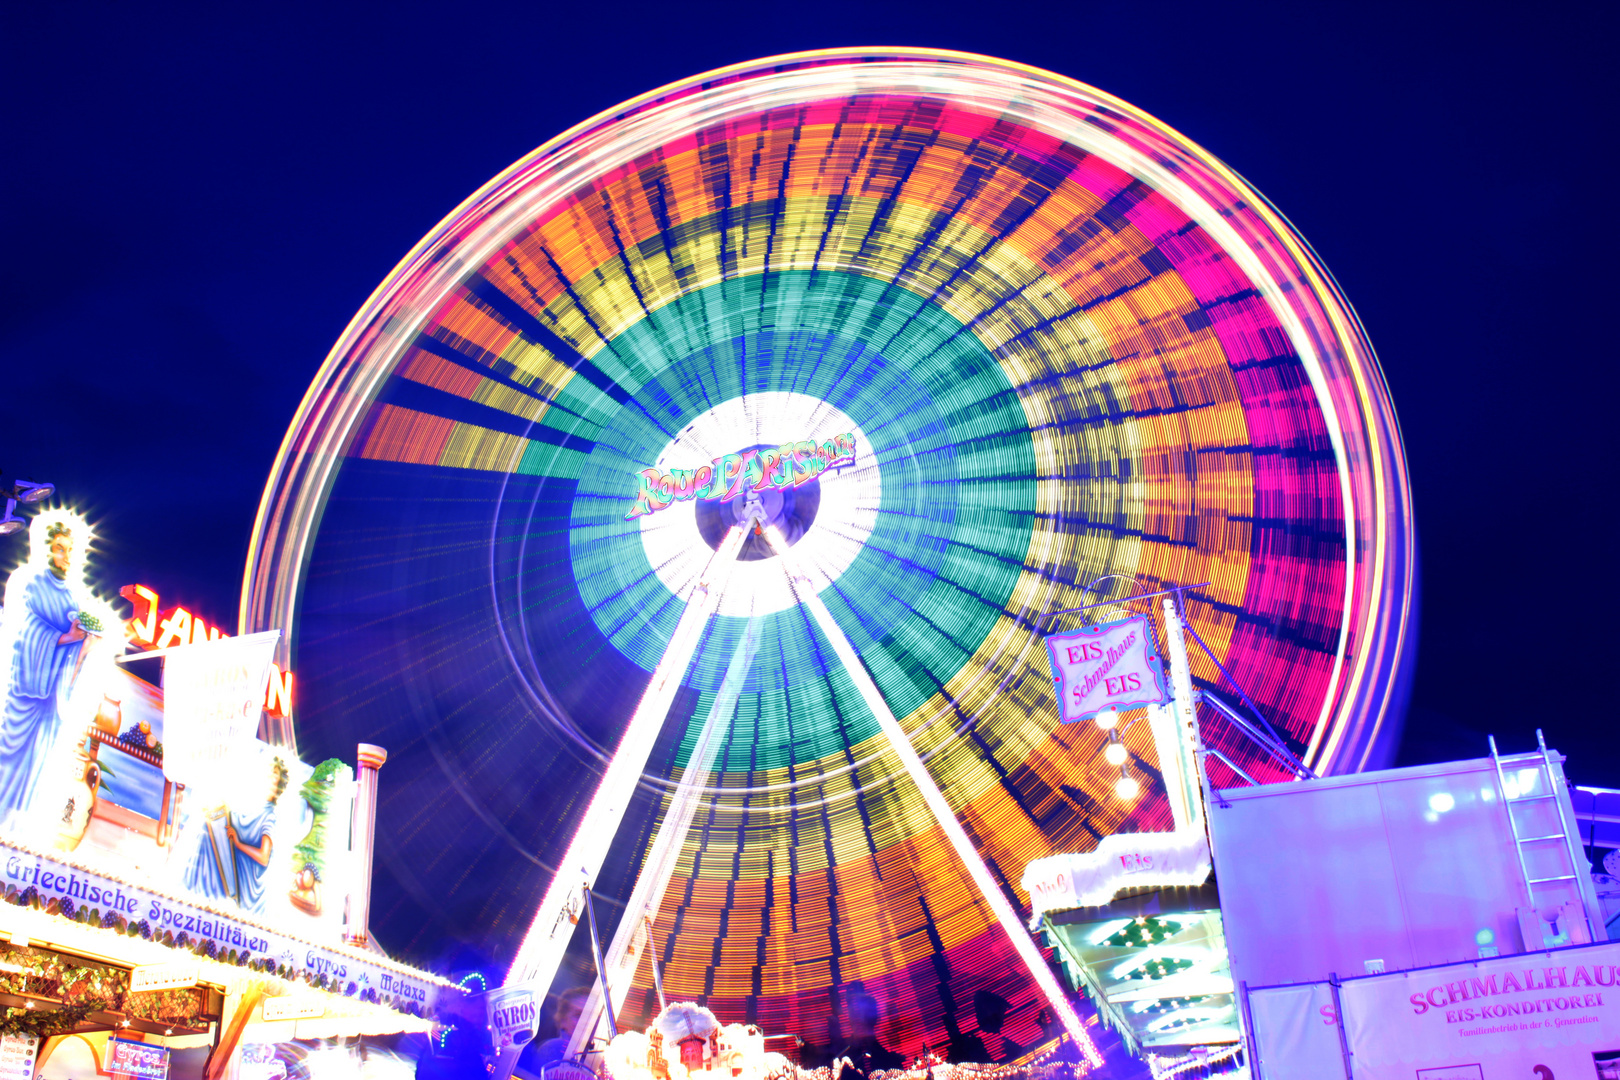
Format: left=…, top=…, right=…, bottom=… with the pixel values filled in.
left=502, top=526, right=749, bottom=998
left=566, top=613, right=766, bottom=1059
left=498, top=516, right=1106, bottom=1073
left=763, top=525, right=1105, bottom=1069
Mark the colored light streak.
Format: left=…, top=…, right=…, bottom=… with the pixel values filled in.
left=249, top=50, right=1414, bottom=794
left=761, top=524, right=1102, bottom=1069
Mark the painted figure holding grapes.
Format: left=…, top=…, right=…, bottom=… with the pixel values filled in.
left=0, top=520, right=97, bottom=826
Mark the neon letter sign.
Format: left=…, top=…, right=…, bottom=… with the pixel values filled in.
left=120, top=583, right=295, bottom=718
left=627, top=433, right=856, bottom=520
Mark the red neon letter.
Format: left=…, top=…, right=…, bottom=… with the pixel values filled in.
left=155, top=607, right=192, bottom=650
left=189, top=615, right=216, bottom=646
left=264, top=663, right=294, bottom=717
left=122, top=584, right=160, bottom=645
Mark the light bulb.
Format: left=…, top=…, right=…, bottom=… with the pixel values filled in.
left=1115, top=773, right=1140, bottom=801
left=1103, top=740, right=1127, bottom=766
left=1094, top=709, right=1119, bottom=730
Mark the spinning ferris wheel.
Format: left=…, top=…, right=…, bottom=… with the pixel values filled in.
left=242, top=49, right=1413, bottom=1065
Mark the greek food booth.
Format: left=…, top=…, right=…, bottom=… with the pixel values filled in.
left=0, top=512, right=450, bottom=1079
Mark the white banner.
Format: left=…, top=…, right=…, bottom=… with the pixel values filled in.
left=1340, top=941, right=1620, bottom=1078
left=130, top=961, right=200, bottom=992
left=1249, top=943, right=1620, bottom=1079
left=1023, top=830, right=1210, bottom=913
left=162, top=631, right=280, bottom=790
left=1247, top=981, right=1346, bottom=1079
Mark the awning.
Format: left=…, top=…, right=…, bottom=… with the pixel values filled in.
left=1041, top=884, right=1238, bottom=1055
left=0, top=858, right=443, bottom=1045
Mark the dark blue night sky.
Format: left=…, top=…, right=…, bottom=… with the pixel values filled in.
left=2, top=2, right=1615, bottom=786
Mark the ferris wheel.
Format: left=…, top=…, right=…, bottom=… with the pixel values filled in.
left=243, top=49, right=1413, bottom=1063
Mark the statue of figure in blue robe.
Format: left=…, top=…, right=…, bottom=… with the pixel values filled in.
left=183, top=757, right=289, bottom=913
left=0, top=521, right=91, bottom=826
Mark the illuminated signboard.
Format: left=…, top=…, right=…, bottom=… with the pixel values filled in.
left=130, top=961, right=200, bottom=992
left=1045, top=615, right=1170, bottom=724
left=240, top=1044, right=288, bottom=1080
left=121, top=584, right=294, bottom=718
left=627, top=433, right=856, bottom=519
left=1022, top=831, right=1213, bottom=914
left=107, top=1037, right=170, bottom=1080
left=0, top=512, right=359, bottom=959
left=262, top=995, right=326, bottom=1021
left=486, top=981, right=540, bottom=1050
left=0, top=1034, right=38, bottom=1080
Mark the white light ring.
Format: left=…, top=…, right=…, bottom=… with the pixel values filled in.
left=637, top=392, right=880, bottom=618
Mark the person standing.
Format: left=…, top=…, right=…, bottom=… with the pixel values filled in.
left=831, top=992, right=903, bottom=1072
left=519, top=985, right=591, bottom=1074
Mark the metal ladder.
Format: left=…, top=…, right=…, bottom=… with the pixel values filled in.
left=1490, top=729, right=1597, bottom=946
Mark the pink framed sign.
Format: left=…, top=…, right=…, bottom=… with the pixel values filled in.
left=1045, top=615, right=1169, bottom=723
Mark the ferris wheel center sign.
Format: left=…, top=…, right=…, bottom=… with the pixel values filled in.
left=627, top=433, right=856, bottom=519
left=1046, top=615, right=1169, bottom=724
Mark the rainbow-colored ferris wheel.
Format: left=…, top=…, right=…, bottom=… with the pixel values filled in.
left=243, top=49, right=1413, bottom=1061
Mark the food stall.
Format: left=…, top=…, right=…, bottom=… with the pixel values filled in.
left=0, top=511, right=453, bottom=1078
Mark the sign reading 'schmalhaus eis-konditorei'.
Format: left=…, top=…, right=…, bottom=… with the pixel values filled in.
left=627, top=434, right=856, bottom=519
left=1046, top=615, right=1169, bottom=724
left=1249, top=940, right=1620, bottom=1079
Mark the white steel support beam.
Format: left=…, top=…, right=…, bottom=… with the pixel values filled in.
left=503, top=526, right=748, bottom=993
left=1160, top=598, right=1210, bottom=836
left=763, top=527, right=1103, bottom=1069
left=566, top=615, right=764, bottom=1058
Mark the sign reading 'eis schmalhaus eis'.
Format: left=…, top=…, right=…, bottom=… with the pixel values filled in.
left=1045, top=615, right=1168, bottom=723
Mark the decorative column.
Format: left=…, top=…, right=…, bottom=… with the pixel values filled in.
left=345, top=743, right=387, bottom=948
left=1160, top=597, right=1209, bottom=836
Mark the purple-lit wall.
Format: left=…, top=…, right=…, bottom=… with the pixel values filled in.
left=1209, top=754, right=1604, bottom=993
